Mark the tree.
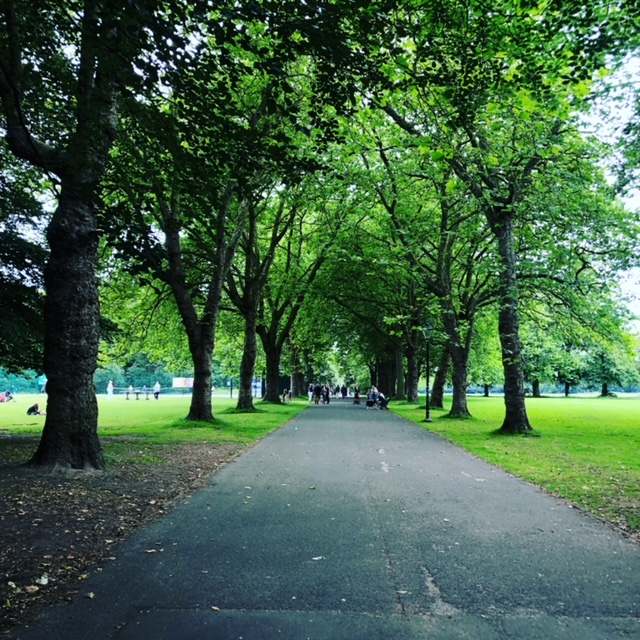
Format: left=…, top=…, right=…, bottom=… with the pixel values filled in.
left=0, top=0, right=181, bottom=468
left=226, top=191, right=299, bottom=410
left=585, top=338, right=640, bottom=395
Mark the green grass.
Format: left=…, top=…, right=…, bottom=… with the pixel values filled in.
left=391, top=395, right=640, bottom=533
left=0, top=393, right=308, bottom=463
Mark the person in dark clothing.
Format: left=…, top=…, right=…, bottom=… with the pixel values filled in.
left=27, top=403, right=46, bottom=415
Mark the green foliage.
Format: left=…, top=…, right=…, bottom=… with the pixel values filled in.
left=0, top=148, right=48, bottom=372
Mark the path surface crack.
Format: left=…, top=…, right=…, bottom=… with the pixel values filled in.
left=422, top=566, right=460, bottom=617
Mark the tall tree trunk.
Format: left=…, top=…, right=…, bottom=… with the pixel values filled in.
left=260, top=334, right=282, bottom=403
left=290, top=348, right=304, bottom=396
left=483, top=384, right=490, bottom=397
left=564, top=382, right=570, bottom=397
left=532, top=380, right=541, bottom=398
left=185, top=327, right=214, bottom=421
left=448, top=345, right=471, bottom=417
left=431, top=348, right=451, bottom=409
left=30, top=190, right=103, bottom=469
left=377, top=354, right=396, bottom=397
left=291, top=371, right=304, bottom=397
left=441, top=298, right=472, bottom=418
left=491, top=215, right=532, bottom=433
left=395, top=344, right=405, bottom=399
left=236, top=310, right=258, bottom=411
left=601, top=382, right=609, bottom=397
left=405, top=343, right=420, bottom=403
left=368, top=363, right=377, bottom=389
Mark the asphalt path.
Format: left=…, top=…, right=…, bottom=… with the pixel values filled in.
left=12, top=400, right=640, bottom=639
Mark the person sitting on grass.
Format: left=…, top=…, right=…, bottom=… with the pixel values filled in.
left=27, top=403, right=46, bottom=416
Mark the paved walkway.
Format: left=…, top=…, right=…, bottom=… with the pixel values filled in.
left=12, top=401, right=640, bottom=639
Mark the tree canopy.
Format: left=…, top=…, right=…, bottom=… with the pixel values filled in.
left=2, top=0, right=640, bottom=466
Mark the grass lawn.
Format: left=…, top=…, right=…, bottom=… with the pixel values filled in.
left=0, top=393, right=308, bottom=466
left=391, top=395, right=640, bottom=536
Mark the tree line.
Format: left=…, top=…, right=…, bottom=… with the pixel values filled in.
left=1, top=0, right=640, bottom=469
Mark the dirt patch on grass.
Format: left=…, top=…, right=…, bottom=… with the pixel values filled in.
left=0, top=438, right=243, bottom=635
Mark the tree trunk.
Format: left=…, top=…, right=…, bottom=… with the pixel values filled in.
left=377, top=354, right=396, bottom=397
left=405, top=343, right=420, bottom=403
left=431, top=348, right=450, bottom=409
left=601, top=382, right=609, bottom=397
left=261, top=336, right=282, bottom=403
left=395, top=344, right=405, bottom=399
left=291, top=371, right=305, bottom=397
left=484, top=384, right=490, bottom=397
left=564, top=381, right=570, bottom=397
left=186, top=330, right=214, bottom=421
left=30, top=190, right=103, bottom=469
left=236, top=310, right=257, bottom=411
left=491, top=214, right=533, bottom=434
left=532, top=379, right=541, bottom=398
left=448, top=345, right=471, bottom=418
left=368, top=363, right=377, bottom=389
left=442, top=298, right=472, bottom=418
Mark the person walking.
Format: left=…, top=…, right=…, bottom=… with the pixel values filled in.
left=153, top=381, right=161, bottom=400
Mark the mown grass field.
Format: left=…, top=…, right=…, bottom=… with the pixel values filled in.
left=391, top=395, right=640, bottom=535
left=0, top=393, right=307, bottom=466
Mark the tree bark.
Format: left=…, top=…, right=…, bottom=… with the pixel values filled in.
left=483, top=384, right=490, bottom=397
left=30, top=189, right=103, bottom=469
left=258, top=326, right=283, bottom=403
left=291, top=371, right=305, bottom=397
left=405, top=342, right=420, bottom=403
left=236, top=310, right=258, bottom=411
left=601, top=382, right=609, bottom=397
left=431, top=348, right=450, bottom=409
left=187, top=340, right=214, bottom=421
left=564, top=381, right=570, bottom=397
left=491, top=214, right=533, bottom=433
left=441, top=298, right=472, bottom=418
left=377, top=354, right=396, bottom=397
left=448, top=345, right=471, bottom=417
left=532, top=379, right=541, bottom=398
left=395, top=343, right=405, bottom=399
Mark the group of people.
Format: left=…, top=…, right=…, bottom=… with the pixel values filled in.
left=306, top=383, right=388, bottom=409
left=107, top=380, right=162, bottom=399
left=308, top=384, right=331, bottom=404
left=365, top=385, right=389, bottom=409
